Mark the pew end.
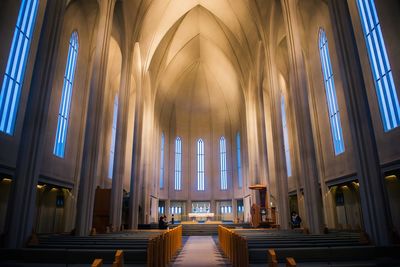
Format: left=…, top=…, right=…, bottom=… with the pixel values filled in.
left=286, top=257, right=296, bottom=267
left=92, top=258, right=103, bottom=267
left=27, top=232, right=39, bottom=246
left=114, top=249, right=124, bottom=267
left=359, top=231, right=370, bottom=245
left=90, top=228, right=97, bottom=236
left=267, top=249, right=277, bottom=267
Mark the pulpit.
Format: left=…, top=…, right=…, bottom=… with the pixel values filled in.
left=249, top=184, right=270, bottom=227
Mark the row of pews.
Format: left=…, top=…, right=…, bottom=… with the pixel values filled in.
left=0, top=225, right=182, bottom=267
left=218, top=226, right=400, bottom=266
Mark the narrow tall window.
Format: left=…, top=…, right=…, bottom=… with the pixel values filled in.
left=174, top=137, right=182, bottom=190
left=53, top=32, right=79, bottom=157
left=0, top=0, right=39, bottom=134
left=357, top=0, right=400, bottom=131
left=319, top=29, right=345, bottom=155
left=236, top=133, right=242, bottom=188
left=281, top=95, right=292, bottom=177
left=220, top=136, right=228, bottom=190
left=159, top=133, right=165, bottom=189
left=108, top=94, right=118, bottom=179
left=197, top=139, right=205, bottom=191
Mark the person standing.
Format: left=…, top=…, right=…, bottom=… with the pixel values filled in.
left=290, top=211, right=302, bottom=229
left=162, top=215, right=168, bottom=229
left=158, top=216, right=164, bottom=229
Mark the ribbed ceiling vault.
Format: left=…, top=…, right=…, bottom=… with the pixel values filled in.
left=122, top=0, right=270, bottom=131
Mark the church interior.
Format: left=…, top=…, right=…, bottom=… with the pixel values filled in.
left=0, top=0, right=400, bottom=266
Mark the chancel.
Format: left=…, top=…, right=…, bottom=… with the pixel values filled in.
left=0, top=0, right=400, bottom=266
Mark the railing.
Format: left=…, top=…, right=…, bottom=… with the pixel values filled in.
left=218, top=225, right=249, bottom=267
left=147, top=225, right=182, bottom=267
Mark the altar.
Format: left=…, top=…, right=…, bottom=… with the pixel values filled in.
left=188, top=212, right=214, bottom=221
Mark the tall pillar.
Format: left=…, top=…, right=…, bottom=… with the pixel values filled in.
left=128, top=43, right=144, bottom=229
left=186, top=200, right=192, bottom=215
left=263, top=45, right=290, bottom=229
left=280, top=0, right=324, bottom=234
left=75, top=0, right=115, bottom=236
left=328, top=0, right=391, bottom=245
left=232, top=198, right=238, bottom=223
left=110, top=48, right=133, bottom=231
left=4, top=0, right=66, bottom=248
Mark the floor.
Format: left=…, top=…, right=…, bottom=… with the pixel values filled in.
left=170, top=236, right=231, bottom=267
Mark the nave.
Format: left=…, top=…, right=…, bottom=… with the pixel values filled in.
left=1, top=1, right=400, bottom=266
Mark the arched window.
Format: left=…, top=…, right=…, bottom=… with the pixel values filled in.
left=319, top=29, right=345, bottom=155
left=236, top=133, right=242, bottom=188
left=0, top=0, right=39, bottom=135
left=197, top=139, right=205, bottom=191
left=159, top=133, right=165, bottom=189
left=220, top=136, right=227, bottom=190
left=281, top=95, right=292, bottom=177
left=53, top=31, right=79, bottom=157
left=356, top=0, right=400, bottom=131
left=174, top=137, right=182, bottom=190
left=108, top=94, right=118, bottom=179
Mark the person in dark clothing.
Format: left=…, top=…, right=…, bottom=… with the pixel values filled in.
left=162, top=215, right=168, bottom=229
left=159, top=216, right=165, bottom=229
left=290, top=211, right=302, bottom=229
left=171, top=214, right=175, bottom=225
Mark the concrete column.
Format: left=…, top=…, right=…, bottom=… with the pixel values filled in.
left=128, top=43, right=144, bottom=229
left=4, top=0, right=66, bottom=248
left=186, top=200, right=192, bottom=215
left=165, top=200, right=171, bottom=217
left=263, top=45, right=290, bottom=229
left=280, top=0, right=324, bottom=234
left=110, top=47, right=133, bottom=231
left=328, top=0, right=392, bottom=245
left=232, top=198, right=238, bottom=223
left=75, top=0, right=115, bottom=236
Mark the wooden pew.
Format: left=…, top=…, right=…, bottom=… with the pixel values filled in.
left=267, top=249, right=278, bottom=267
left=147, top=225, right=182, bottom=267
left=92, top=258, right=103, bottom=267
left=286, top=257, right=296, bottom=267
left=218, top=225, right=249, bottom=267
left=112, top=249, right=123, bottom=267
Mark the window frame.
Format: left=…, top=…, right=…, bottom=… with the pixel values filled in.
left=53, top=31, right=79, bottom=158
left=0, top=0, right=40, bottom=135
left=318, top=28, right=345, bottom=155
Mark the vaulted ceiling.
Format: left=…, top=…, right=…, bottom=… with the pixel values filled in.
left=120, top=0, right=275, bottom=131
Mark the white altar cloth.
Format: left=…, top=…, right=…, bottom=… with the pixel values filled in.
left=188, top=212, right=214, bottom=218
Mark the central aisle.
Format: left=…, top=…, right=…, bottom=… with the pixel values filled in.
left=171, top=236, right=232, bottom=267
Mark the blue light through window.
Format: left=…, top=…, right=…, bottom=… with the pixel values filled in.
left=53, top=32, right=79, bottom=157
left=0, top=0, right=39, bottom=135
left=319, top=29, right=345, bottom=155
left=197, top=139, right=205, bottom=191
left=236, top=133, right=242, bottom=188
left=108, top=94, right=118, bottom=178
left=220, top=136, right=227, bottom=190
left=160, top=133, right=165, bottom=189
left=356, top=0, right=400, bottom=131
left=281, top=95, right=292, bottom=177
left=174, top=137, right=182, bottom=190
